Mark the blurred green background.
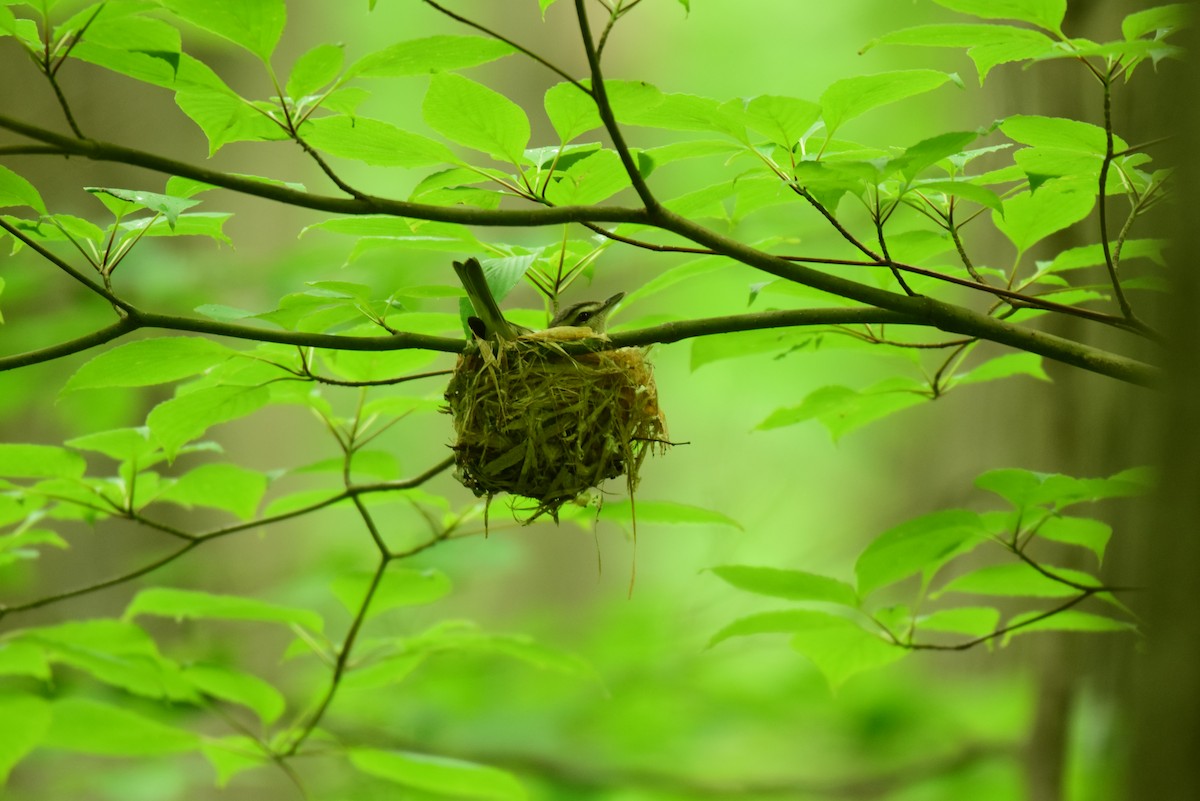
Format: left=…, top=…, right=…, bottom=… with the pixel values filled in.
left=0, top=1, right=1166, bottom=799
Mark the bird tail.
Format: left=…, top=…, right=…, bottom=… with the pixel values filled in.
left=453, top=258, right=515, bottom=341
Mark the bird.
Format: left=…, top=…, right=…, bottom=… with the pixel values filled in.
left=453, top=258, right=530, bottom=342
left=453, top=257, right=624, bottom=342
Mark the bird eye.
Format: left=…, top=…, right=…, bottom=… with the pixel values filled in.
left=576, top=311, right=592, bottom=323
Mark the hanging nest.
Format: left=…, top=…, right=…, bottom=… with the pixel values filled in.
left=444, top=331, right=668, bottom=520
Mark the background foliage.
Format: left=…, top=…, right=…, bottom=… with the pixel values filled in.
left=0, top=1, right=1189, bottom=799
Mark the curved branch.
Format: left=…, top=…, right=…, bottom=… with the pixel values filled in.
left=422, top=0, right=590, bottom=95
left=0, top=114, right=649, bottom=227
left=0, top=319, right=137, bottom=371
left=649, top=207, right=1159, bottom=387
left=606, top=308, right=917, bottom=347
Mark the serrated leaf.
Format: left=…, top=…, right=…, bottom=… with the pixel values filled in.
left=975, top=467, right=1150, bottom=510
left=543, top=149, right=630, bottom=205
left=932, top=0, right=1066, bottom=35
left=157, top=463, right=268, bottom=519
left=1001, top=114, right=1126, bottom=154
left=147, top=384, right=270, bottom=458
left=345, top=35, right=515, bottom=79
left=994, top=182, right=1095, bottom=255
left=951, top=352, right=1049, bottom=387
left=423, top=73, right=531, bottom=164
left=938, top=562, right=1100, bottom=598
left=183, top=664, right=285, bottom=724
left=0, top=643, right=51, bottom=680
left=85, top=187, right=200, bottom=228
left=916, top=606, right=1001, bottom=637
left=891, top=131, right=979, bottom=181
left=758, top=380, right=930, bottom=440
left=201, top=736, right=269, bottom=788
left=820, top=70, right=955, bottom=137
left=790, top=613, right=908, bottom=688
left=865, top=24, right=1057, bottom=83
left=0, top=444, right=86, bottom=479
left=856, top=510, right=987, bottom=597
left=0, top=695, right=51, bottom=782
left=43, top=697, right=200, bottom=755
left=1035, top=515, right=1113, bottom=562
left=1122, top=4, right=1189, bottom=41
left=0, top=165, right=47, bottom=214
left=711, top=565, right=858, bottom=606
left=1003, top=609, right=1135, bottom=643
left=544, top=81, right=600, bottom=142
left=125, top=587, right=324, bottom=633
left=744, top=94, right=821, bottom=148
left=303, top=115, right=456, bottom=168
left=160, top=0, right=286, bottom=62
left=64, top=336, right=236, bottom=392
left=911, top=179, right=1004, bottom=214
left=349, top=748, right=527, bottom=800
left=1038, top=238, right=1166, bottom=274
left=118, top=212, right=233, bottom=244
left=287, top=42, right=343, bottom=99
left=331, top=567, right=452, bottom=620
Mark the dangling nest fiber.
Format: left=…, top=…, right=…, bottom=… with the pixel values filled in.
left=444, top=334, right=668, bottom=520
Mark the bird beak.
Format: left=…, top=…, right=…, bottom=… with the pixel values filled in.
left=600, top=292, right=624, bottom=314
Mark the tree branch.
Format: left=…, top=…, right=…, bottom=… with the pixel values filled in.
left=0, top=114, right=649, bottom=227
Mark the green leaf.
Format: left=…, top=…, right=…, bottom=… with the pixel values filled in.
left=709, top=609, right=906, bottom=685
left=1035, top=515, right=1113, bottom=562
left=157, top=463, right=268, bottom=519
left=0, top=165, right=47, bottom=214
left=303, top=115, right=456, bottom=168
left=1122, top=4, right=1189, bottom=41
left=345, top=35, right=515, bottom=79
left=1001, top=114, right=1127, bottom=154
left=201, top=736, right=270, bottom=788
left=331, top=567, right=452, bottom=620
left=286, top=42, right=343, bottom=99
left=932, top=0, right=1067, bottom=35
left=0, top=643, right=51, bottom=680
left=0, top=695, right=51, bottom=782
left=711, top=565, right=858, bottom=606
left=950, top=352, right=1049, bottom=387
left=864, top=24, right=1057, bottom=83
left=125, top=587, right=324, bottom=633
left=543, top=149, right=630, bottom=206
left=118, top=212, right=233, bottom=244
left=820, top=70, right=956, bottom=137
left=938, top=562, right=1100, bottom=598
left=994, top=182, right=1095, bottom=255
left=42, top=697, right=200, bottom=755
left=183, top=664, right=285, bottom=725
left=174, top=85, right=289, bottom=155
left=349, top=748, right=527, bottom=800
left=64, top=336, right=236, bottom=392
left=1003, top=610, right=1135, bottom=642
left=0, top=444, right=86, bottom=479
left=916, top=606, right=1001, bottom=637
left=757, top=380, right=930, bottom=440
left=975, top=467, right=1150, bottom=509
left=147, top=384, right=271, bottom=458
left=912, top=179, right=1004, bottom=214
left=84, top=187, right=200, bottom=228
left=891, top=131, right=979, bottom=181
left=159, top=0, right=286, bottom=62
left=1039, top=238, right=1166, bottom=274
left=65, top=427, right=159, bottom=464
left=544, top=81, right=599, bottom=142
left=423, top=73, right=531, bottom=164
left=790, top=612, right=908, bottom=688
left=855, top=510, right=987, bottom=597
left=744, top=94, right=821, bottom=148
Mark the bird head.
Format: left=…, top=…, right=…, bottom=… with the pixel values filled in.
left=548, top=292, right=625, bottom=333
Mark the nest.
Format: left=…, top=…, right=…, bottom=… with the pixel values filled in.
left=444, top=332, right=668, bottom=520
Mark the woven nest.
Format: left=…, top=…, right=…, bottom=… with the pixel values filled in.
left=444, top=332, right=668, bottom=520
